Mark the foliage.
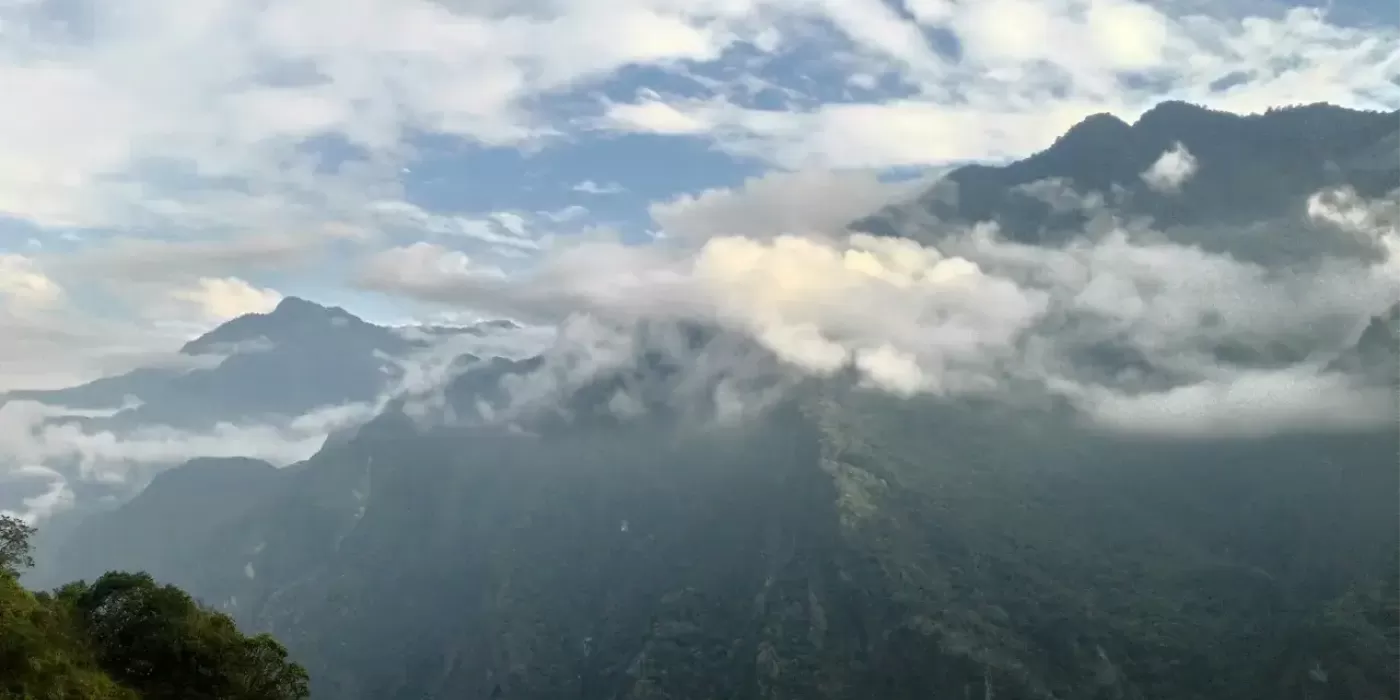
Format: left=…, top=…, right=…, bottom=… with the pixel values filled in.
left=0, top=516, right=36, bottom=577
left=0, top=524, right=308, bottom=700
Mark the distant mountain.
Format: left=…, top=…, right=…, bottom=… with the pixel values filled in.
left=3, top=297, right=516, bottom=430
left=3, top=298, right=524, bottom=576
left=854, top=101, right=1399, bottom=254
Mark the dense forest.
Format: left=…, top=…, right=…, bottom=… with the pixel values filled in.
left=0, top=516, right=309, bottom=700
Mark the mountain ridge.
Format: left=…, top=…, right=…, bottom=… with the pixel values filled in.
left=853, top=100, right=1400, bottom=247
left=24, top=101, right=1400, bottom=700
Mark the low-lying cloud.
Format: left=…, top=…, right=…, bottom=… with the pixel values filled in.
left=359, top=183, right=1400, bottom=439
left=0, top=320, right=556, bottom=523
left=1140, top=142, right=1197, bottom=193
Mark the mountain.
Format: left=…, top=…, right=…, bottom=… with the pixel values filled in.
left=44, top=381, right=1399, bottom=700
left=49, top=457, right=285, bottom=586
left=3, top=299, right=525, bottom=585
left=34, top=102, right=1400, bottom=700
left=853, top=102, right=1399, bottom=256
left=2, top=297, right=514, bottom=430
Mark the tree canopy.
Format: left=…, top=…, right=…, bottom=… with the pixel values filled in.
left=0, top=516, right=308, bottom=700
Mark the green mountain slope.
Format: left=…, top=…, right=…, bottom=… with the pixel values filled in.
left=58, top=382, right=1396, bottom=700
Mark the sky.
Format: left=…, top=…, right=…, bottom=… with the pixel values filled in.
left=0, top=0, right=1398, bottom=394
left=0, top=0, right=1398, bottom=525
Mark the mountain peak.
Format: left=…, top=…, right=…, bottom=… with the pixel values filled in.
left=181, top=296, right=368, bottom=354
left=1134, top=99, right=1215, bottom=123
left=269, top=296, right=357, bottom=322
left=1054, top=112, right=1133, bottom=146
left=272, top=295, right=322, bottom=313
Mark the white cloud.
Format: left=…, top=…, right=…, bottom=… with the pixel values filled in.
left=1141, top=142, right=1198, bottom=193
left=601, top=98, right=717, bottom=135
left=169, top=277, right=283, bottom=324
left=0, top=398, right=360, bottom=521
left=1, top=0, right=1392, bottom=237
left=572, top=180, right=625, bottom=195
left=491, top=212, right=528, bottom=238
left=540, top=205, right=589, bottom=223
left=3, top=0, right=1398, bottom=438
left=1079, top=368, right=1396, bottom=438
left=649, top=169, right=930, bottom=242
left=0, top=464, right=76, bottom=524
left=363, top=185, right=1400, bottom=438
left=0, top=321, right=520, bottom=501
left=0, top=0, right=775, bottom=231
left=54, top=232, right=338, bottom=281
left=600, top=5, right=1400, bottom=169
left=0, top=258, right=189, bottom=392
left=0, top=254, right=63, bottom=311
left=370, top=200, right=543, bottom=253
left=361, top=242, right=508, bottom=294
left=0, top=313, right=574, bottom=521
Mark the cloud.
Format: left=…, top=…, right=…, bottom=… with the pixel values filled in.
left=0, top=0, right=776, bottom=232
left=0, top=263, right=199, bottom=392
left=540, top=205, right=589, bottom=224
left=483, top=315, right=795, bottom=428
left=54, top=232, right=337, bottom=282
left=0, top=254, right=64, bottom=311
left=0, top=314, right=568, bottom=522
left=5, top=0, right=1398, bottom=441
left=369, top=200, right=544, bottom=254
left=169, top=277, right=283, bottom=324
left=599, top=5, right=1400, bottom=169
left=0, top=241, right=305, bottom=392
left=572, top=180, right=625, bottom=195
left=2, top=0, right=1391, bottom=237
left=1077, top=368, right=1396, bottom=439
left=0, top=400, right=353, bottom=475
left=649, top=169, right=931, bottom=242
left=0, top=465, right=75, bottom=524
left=360, top=242, right=509, bottom=296
left=600, top=98, right=717, bottom=135
left=1141, top=142, right=1198, bottom=193
left=362, top=184, right=1400, bottom=438
left=393, top=321, right=554, bottom=362
left=0, top=397, right=367, bottom=524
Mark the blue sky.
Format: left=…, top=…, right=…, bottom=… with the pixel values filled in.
left=0, top=0, right=1397, bottom=390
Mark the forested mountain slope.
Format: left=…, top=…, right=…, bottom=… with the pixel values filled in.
left=34, top=101, right=1400, bottom=700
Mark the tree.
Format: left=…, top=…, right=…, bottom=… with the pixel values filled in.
left=0, top=514, right=36, bottom=576
left=72, top=571, right=310, bottom=700
left=0, top=523, right=310, bottom=700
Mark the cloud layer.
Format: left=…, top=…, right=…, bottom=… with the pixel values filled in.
left=361, top=181, right=1400, bottom=438
left=0, top=321, right=553, bottom=523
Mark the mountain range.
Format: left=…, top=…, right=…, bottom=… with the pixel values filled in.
left=12, top=101, right=1399, bottom=700
left=2, top=297, right=520, bottom=431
